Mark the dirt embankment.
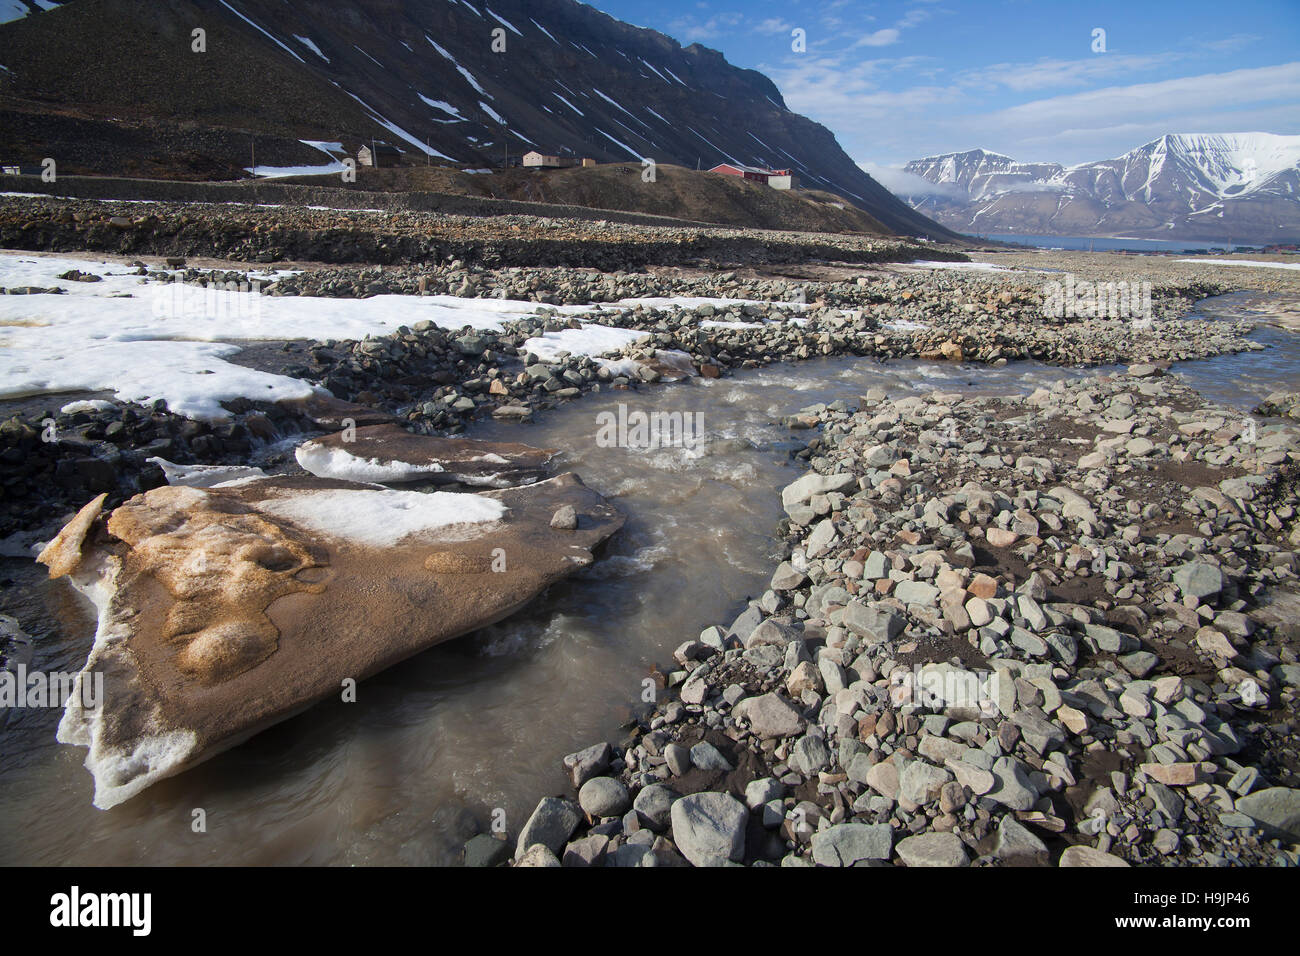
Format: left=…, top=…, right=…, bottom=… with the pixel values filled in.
left=0, top=193, right=965, bottom=270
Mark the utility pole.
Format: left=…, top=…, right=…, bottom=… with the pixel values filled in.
left=250, top=136, right=255, bottom=174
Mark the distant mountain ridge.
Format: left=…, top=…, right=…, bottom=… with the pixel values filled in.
left=0, top=0, right=961, bottom=239
left=893, top=134, right=1300, bottom=242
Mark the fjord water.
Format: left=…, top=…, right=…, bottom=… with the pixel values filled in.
left=979, top=234, right=1261, bottom=253
left=0, top=294, right=1293, bottom=866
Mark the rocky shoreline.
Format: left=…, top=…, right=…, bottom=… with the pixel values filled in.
left=493, top=369, right=1300, bottom=867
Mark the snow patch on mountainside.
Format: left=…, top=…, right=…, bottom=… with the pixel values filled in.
left=293, top=34, right=328, bottom=61
left=216, top=0, right=305, bottom=63
left=0, top=0, right=59, bottom=25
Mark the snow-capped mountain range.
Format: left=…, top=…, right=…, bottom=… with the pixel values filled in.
left=892, top=134, right=1300, bottom=242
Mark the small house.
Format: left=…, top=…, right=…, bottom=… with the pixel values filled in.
left=522, top=151, right=577, bottom=168
left=709, top=163, right=794, bottom=189
left=358, top=144, right=402, bottom=167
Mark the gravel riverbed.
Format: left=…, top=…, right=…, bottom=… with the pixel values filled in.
left=503, top=367, right=1300, bottom=867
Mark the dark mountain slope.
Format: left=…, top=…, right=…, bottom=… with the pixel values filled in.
left=0, top=0, right=961, bottom=239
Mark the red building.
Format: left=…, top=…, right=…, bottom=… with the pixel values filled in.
left=708, top=163, right=794, bottom=189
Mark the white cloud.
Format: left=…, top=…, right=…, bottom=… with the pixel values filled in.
left=983, top=63, right=1300, bottom=133
left=770, top=53, right=1300, bottom=167
left=855, top=28, right=900, bottom=48
left=957, top=53, right=1188, bottom=93
left=1198, top=33, right=1261, bottom=53
left=897, top=8, right=932, bottom=29
left=667, top=11, right=743, bottom=42
left=858, top=162, right=968, bottom=198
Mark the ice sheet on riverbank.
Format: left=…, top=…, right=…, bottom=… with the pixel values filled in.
left=0, top=253, right=578, bottom=419
left=0, top=252, right=824, bottom=419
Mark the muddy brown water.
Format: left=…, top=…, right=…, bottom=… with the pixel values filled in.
left=0, top=293, right=1294, bottom=865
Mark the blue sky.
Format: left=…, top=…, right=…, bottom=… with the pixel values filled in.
left=586, top=0, right=1300, bottom=170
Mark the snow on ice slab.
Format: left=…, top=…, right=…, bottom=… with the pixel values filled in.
left=258, top=487, right=505, bottom=548
left=294, top=444, right=446, bottom=484
left=1176, top=258, right=1300, bottom=272
left=147, top=458, right=268, bottom=488
left=523, top=325, right=649, bottom=361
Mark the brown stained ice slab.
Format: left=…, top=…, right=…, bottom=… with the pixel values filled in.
left=39, top=470, right=623, bottom=809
